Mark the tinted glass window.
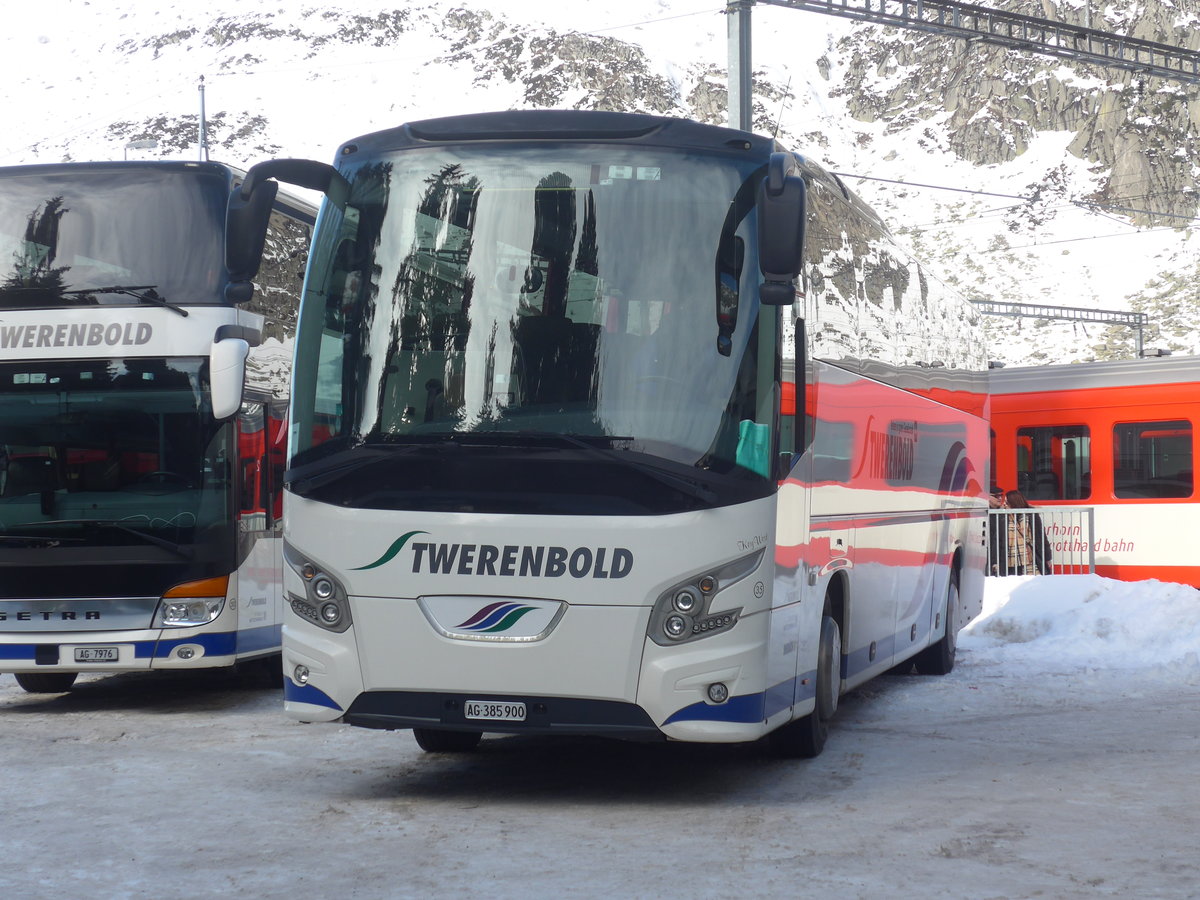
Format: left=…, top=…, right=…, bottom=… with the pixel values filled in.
left=1113, top=420, right=1192, bottom=499
left=0, top=167, right=227, bottom=308
left=1016, top=425, right=1091, bottom=500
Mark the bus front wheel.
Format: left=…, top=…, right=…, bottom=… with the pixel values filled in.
left=412, top=728, right=483, bottom=753
left=768, top=605, right=841, bottom=759
left=14, top=672, right=78, bottom=694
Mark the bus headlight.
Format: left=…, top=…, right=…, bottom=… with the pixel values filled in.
left=673, top=589, right=699, bottom=613
left=160, top=598, right=224, bottom=625
left=284, top=543, right=352, bottom=633
left=646, top=549, right=763, bottom=646
left=153, top=576, right=228, bottom=627
left=664, top=614, right=688, bottom=638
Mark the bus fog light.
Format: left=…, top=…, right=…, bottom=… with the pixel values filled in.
left=319, top=602, right=341, bottom=625
left=707, top=682, right=729, bottom=704
left=664, top=615, right=688, bottom=639
left=177, top=647, right=195, bottom=660
left=293, top=665, right=310, bottom=685
left=313, top=577, right=335, bottom=600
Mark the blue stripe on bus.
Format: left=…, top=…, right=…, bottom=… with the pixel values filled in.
left=841, top=633, right=898, bottom=679
left=146, top=631, right=237, bottom=658
left=0, top=641, right=160, bottom=660
left=284, top=678, right=343, bottom=711
left=664, top=612, right=943, bottom=726
left=235, top=624, right=283, bottom=654
left=664, top=670, right=819, bottom=726
left=2, top=628, right=282, bottom=663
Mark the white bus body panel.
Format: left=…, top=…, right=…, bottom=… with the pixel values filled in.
left=283, top=493, right=801, bottom=741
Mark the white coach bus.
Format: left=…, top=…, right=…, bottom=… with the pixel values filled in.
left=238, top=111, right=989, bottom=756
left=0, top=161, right=314, bottom=692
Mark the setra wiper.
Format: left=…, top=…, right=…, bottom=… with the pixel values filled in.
left=0, top=534, right=86, bottom=547
left=458, top=430, right=720, bottom=504
left=13, top=518, right=192, bottom=559
left=61, top=284, right=188, bottom=317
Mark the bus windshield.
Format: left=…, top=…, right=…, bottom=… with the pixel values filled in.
left=0, top=357, right=232, bottom=556
left=290, top=144, right=774, bottom=514
left=0, top=166, right=227, bottom=309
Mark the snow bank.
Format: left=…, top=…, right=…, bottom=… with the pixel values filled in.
left=960, top=574, right=1200, bottom=686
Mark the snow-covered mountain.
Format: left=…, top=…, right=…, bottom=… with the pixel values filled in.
left=4, top=0, right=1198, bottom=365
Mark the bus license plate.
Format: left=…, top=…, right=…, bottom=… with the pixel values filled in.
left=464, top=700, right=526, bottom=722
left=74, top=646, right=119, bottom=663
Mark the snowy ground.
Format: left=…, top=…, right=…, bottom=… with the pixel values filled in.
left=2, top=574, right=1198, bottom=899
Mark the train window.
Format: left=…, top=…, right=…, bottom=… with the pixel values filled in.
left=1016, top=425, right=1091, bottom=501
left=1113, top=420, right=1193, bottom=499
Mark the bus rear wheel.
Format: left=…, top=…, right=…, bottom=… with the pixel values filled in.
left=15, top=672, right=78, bottom=694
left=412, top=728, right=483, bottom=753
left=769, top=607, right=841, bottom=759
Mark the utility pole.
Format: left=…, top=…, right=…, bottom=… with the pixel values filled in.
left=198, top=75, right=210, bottom=161
left=727, top=0, right=754, bottom=131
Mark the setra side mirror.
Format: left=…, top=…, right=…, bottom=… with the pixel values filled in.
left=210, top=337, right=250, bottom=421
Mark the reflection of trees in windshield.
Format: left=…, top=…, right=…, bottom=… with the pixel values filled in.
left=0, top=168, right=233, bottom=310
left=374, top=163, right=481, bottom=435
left=0, top=196, right=71, bottom=304
left=297, top=147, right=771, bottom=492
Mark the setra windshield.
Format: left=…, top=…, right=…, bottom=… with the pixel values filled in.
left=290, top=143, right=776, bottom=514
left=0, top=166, right=228, bottom=309
left=0, top=357, right=233, bottom=557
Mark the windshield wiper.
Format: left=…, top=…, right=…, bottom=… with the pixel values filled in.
left=13, top=518, right=192, bottom=559
left=460, top=430, right=720, bottom=504
left=61, top=284, right=188, bottom=317
left=0, top=534, right=86, bottom=547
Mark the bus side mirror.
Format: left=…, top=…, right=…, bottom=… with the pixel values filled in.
left=756, top=152, right=806, bottom=306
left=226, top=158, right=349, bottom=301
left=210, top=338, right=250, bottom=421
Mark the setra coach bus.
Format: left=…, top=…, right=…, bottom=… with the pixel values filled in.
left=990, top=354, right=1200, bottom=588
left=234, top=110, right=990, bottom=757
left=0, top=160, right=314, bottom=692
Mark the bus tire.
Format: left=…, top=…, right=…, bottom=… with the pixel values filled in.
left=14, top=672, right=78, bottom=694
left=914, top=568, right=959, bottom=676
left=412, top=728, right=483, bottom=753
left=768, top=605, right=840, bottom=759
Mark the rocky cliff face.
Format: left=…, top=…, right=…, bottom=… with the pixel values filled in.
left=832, top=0, right=1200, bottom=227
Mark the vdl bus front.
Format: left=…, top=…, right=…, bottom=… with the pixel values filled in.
left=233, top=113, right=820, bottom=751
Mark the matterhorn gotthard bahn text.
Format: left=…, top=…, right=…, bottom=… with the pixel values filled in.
left=5, top=0, right=1198, bottom=366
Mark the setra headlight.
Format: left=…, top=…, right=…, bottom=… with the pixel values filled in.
left=154, top=576, right=228, bottom=627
